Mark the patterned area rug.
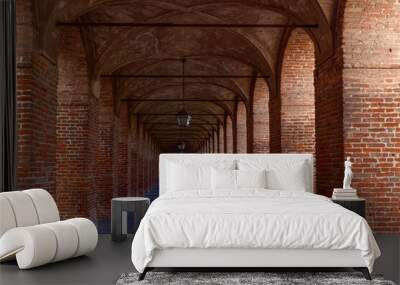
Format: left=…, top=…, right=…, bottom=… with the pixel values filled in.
left=116, top=272, right=396, bottom=285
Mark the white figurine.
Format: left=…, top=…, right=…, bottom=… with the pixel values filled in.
left=343, top=156, right=353, bottom=189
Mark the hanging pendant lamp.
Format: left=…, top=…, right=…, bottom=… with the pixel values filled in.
left=177, top=141, right=186, bottom=151
left=176, top=58, right=192, bottom=127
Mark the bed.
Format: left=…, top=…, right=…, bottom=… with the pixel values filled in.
left=131, top=154, right=380, bottom=280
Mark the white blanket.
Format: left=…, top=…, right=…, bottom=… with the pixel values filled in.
left=131, top=190, right=380, bottom=272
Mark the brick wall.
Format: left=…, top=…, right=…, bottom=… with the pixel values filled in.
left=219, top=125, right=224, bottom=153
left=95, top=78, right=114, bottom=219
left=137, top=128, right=145, bottom=195
left=280, top=29, right=315, bottom=155
left=314, top=0, right=345, bottom=197
left=113, top=103, right=129, bottom=198
left=16, top=0, right=57, bottom=196
left=128, top=123, right=138, bottom=196
left=213, top=130, right=219, bottom=152
left=314, top=54, right=344, bottom=196
left=87, top=95, right=99, bottom=220
left=236, top=102, right=247, bottom=153
left=226, top=116, right=233, bottom=153
left=253, top=77, right=270, bottom=153
left=15, top=0, right=399, bottom=233
left=56, top=27, right=91, bottom=218
left=341, top=0, right=400, bottom=232
left=15, top=0, right=138, bottom=221
left=268, top=94, right=281, bottom=153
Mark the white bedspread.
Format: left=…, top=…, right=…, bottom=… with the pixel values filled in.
left=131, top=190, right=380, bottom=273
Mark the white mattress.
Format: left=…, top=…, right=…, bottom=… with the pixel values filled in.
left=131, top=190, right=380, bottom=273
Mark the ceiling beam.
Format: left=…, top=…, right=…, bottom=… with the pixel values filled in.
left=151, top=129, right=210, bottom=134
left=156, top=138, right=203, bottom=140
left=154, top=139, right=207, bottom=142
left=57, top=22, right=319, bottom=29
left=133, top=113, right=225, bottom=116
left=155, top=136, right=205, bottom=139
left=143, top=122, right=218, bottom=126
left=104, top=74, right=269, bottom=79
left=149, top=128, right=211, bottom=133
left=122, top=98, right=239, bottom=102
left=150, top=131, right=208, bottom=135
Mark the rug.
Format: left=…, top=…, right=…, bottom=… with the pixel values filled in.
left=116, top=271, right=396, bottom=285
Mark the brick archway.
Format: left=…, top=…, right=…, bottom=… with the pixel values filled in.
left=236, top=102, right=247, bottom=153
left=280, top=28, right=316, bottom=155
left=16, top=0, right=400, bottom=234
left=253, top=78, right=270, bottom=153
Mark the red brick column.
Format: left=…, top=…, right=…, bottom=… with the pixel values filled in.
left=341, top=0, right=400, bottom=233
left=16, top=0, right=57, bottom=195
left=56, top=27, right=92, bottom=218
left=268, top=93, right=281, bottom=153
left=128, top=117, right=139, bottom=196
left=218, top=124, right=223, bottom=153
left=253, top=77, right=270, bottom=153
left=144, top=135, right=149, bottom=193
left=314, top=54, right=344, bottom=196
left=280, top=29, right=315, bottom=155
left=232, top=102, right=238, bottom=153
left=237, top=102, right=247, bottom=153
left=137, top=126, right=145, bottom=195
left=247, top=77, right=256, bottom=153
left=150, top=141, right=154, bottom=189
left=223, top=115, right=228, bottom=153
left=87, top=94, right=99, bottom=220
left=213, top=130, right=218, bottom=153
left=226, top=116, right=233, bottom=153
left=112, top=103, right=129, bottom=198
left=96, top=78, right=114, bottom=219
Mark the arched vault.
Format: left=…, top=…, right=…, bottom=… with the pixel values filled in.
left=39, top=0, right=336, bottom=151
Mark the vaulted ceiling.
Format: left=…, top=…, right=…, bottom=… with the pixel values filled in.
left=38, top=0, right=338, bottom=152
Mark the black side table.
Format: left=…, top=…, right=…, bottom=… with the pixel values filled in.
left=332, top=198, right=366, bottom=218
left=111, top=197, right=150, bottom=241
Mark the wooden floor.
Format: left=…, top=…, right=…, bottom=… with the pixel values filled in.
left=0, top=234, right=399, bottom=285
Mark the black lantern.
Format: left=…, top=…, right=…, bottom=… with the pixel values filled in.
left=177, top=141, right=186, bottom=151
left=176, top=108, right=192, bottom=127
left=176, top=58, right=192, bottom=127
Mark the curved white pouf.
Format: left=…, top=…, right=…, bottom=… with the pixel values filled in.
left=0, top=189, right=98, bottom=269
left=42, top=221, right=79, bottom=263
left=0, top=196, right=17, bottom=237
left=23, top=188, right=60, bottom=224
left=0, top=219, right=98, bottom=269
left=65, top=218, right=98, bottom=257
left=0, top=226, right=57, bottom=269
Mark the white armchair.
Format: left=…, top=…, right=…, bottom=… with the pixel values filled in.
left=0, top=189, right=98, bottom=269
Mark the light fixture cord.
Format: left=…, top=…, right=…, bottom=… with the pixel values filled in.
left=181, top=58, right=186, bottom=109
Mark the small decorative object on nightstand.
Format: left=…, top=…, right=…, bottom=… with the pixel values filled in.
left=343, top=156, right=353, bottom=189
left=332, top=156, right=359, bottom=200
left=111, top=197, right=150, bottom=242
left=332, top=198, right=366, bottom=218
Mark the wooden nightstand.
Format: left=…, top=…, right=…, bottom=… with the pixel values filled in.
left=332, top=198, right=366, bottom=218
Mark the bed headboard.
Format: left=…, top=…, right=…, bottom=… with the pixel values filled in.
left=159, top=154, right=314, bottom=196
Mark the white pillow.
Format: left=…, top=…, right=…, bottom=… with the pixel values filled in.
left=167, top=163, right=211, bottom=191
left=166, top=158, right=236, bottom=192
left=266, top=161, right=307, bottom=191
left=211, top=168, right=237, bottom=190
left=236, top=169, right=267, bottom=189
left=237, top=158, right=309, bottom=192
